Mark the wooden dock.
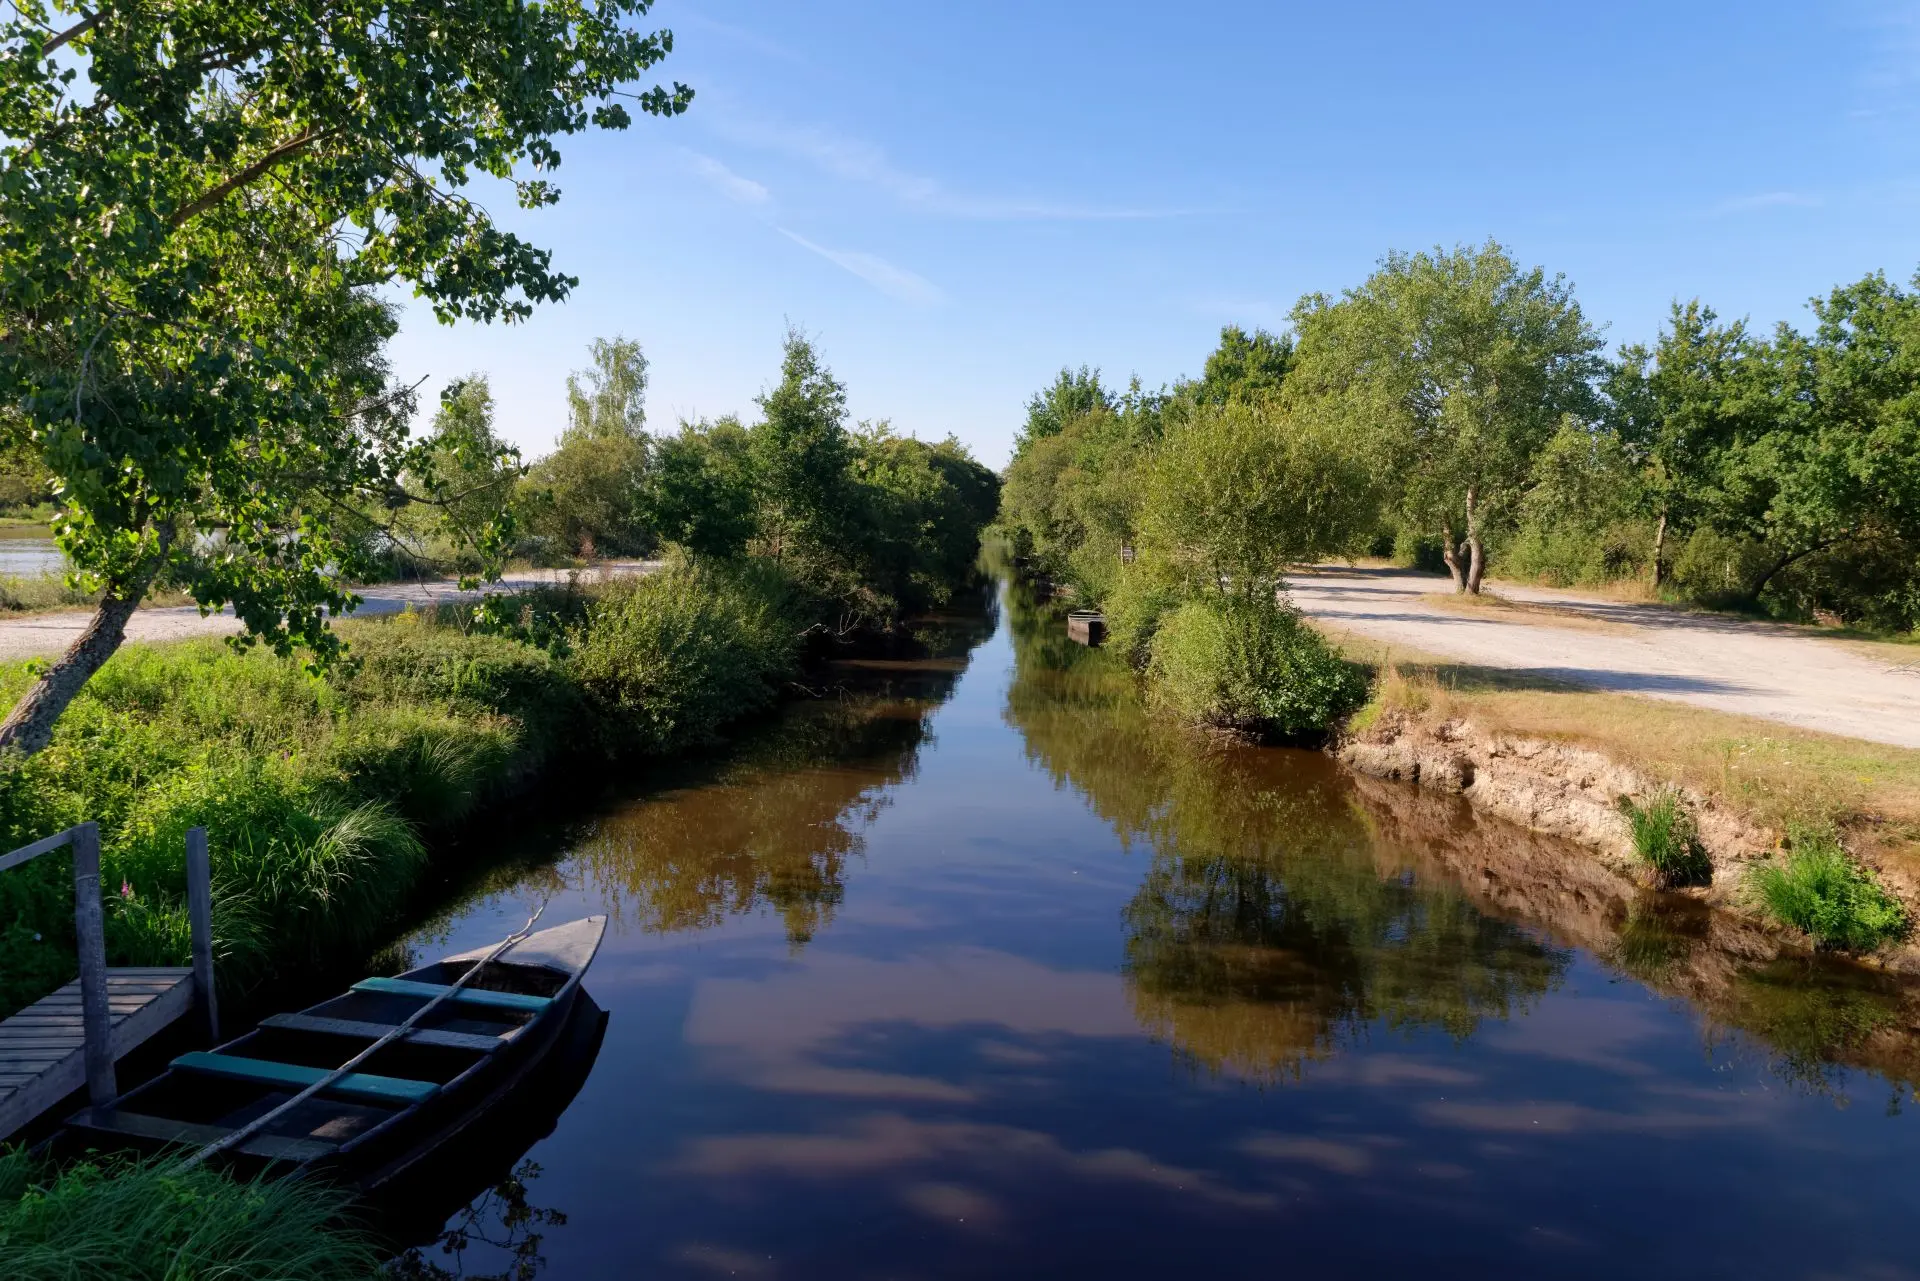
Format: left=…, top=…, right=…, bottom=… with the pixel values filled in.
left=0, top=969, right=197, bottom=1139
left=0, top=823, right=216, bottom=1141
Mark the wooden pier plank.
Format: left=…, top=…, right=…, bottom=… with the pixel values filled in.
left=0, top=969, right=195, bottom=1142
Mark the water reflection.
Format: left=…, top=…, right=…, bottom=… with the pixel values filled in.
left=1003, top=571, right=1920, bottom=1099
left=572, top=607, right=997, bottom=947
left=1002, top=580, right=1567, bottom=1082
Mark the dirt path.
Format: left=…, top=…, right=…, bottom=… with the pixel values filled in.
left=0, top=562, right=659, bottom=664
left=1288, top=566, right=1920, bottom=750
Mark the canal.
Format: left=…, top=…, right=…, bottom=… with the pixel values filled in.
left=389, top=572, right=1920, bottom=1279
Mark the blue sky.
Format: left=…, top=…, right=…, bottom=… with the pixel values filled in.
left=386, top=0, right=1920, bottom=467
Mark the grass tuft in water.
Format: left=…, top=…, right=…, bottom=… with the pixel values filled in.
left=1618, top=788, right=1712, bottom=887
left=1748, top=827, right=1910, bottom=951
left=0, top=1148, right=381, bottom=1280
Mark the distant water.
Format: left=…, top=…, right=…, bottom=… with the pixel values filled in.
left=0, top=532, right=64, bottom=578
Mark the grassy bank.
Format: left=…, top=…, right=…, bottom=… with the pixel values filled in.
left=1329, top=622, right=1920, bottom=955
left=0, top=1148, right=380, bottom=1280
left=0, top=558, right=813, bottom=1020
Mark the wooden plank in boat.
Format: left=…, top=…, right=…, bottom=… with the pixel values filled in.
left=64, top=1108, right=339, bottom=1163
left=352, top=976, right=552, bottom=1014
left=261, top=1012, right=514, bottom=1053
left=171, top=1052, right=440, bottom=1105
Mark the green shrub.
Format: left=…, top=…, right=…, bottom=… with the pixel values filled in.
left=1146, top=593, right=1368, bottom=736
left=1102, top=567, right=1181, bottom=667
left=1748, top=828, right=1910, bottom=951
left=568, top=558, right=802, bottom=753
left=0, top=1148, right=380, bottom=1280
left=1617, top=789, right=1711, bottom=886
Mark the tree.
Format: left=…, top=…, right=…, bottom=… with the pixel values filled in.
left=1717, top=274, right=1920, bottom=607
left=647, top=417, right=758, bottom=560
left=0, top=0, right=692, bottom=753
left=750, top=331, right=858, bottom=562
left=566, top=335, right=650, bottom=440
left=1605, top=301, right=1756, bottom=587
left=409, top=376, right=522, bottom=571
left=1014, top=366, right=1114, bottom=455
left=1194, top=325, right=1294, bottom=405
left=1289, top=242, right=1604, bottom=592
left=1138, top=400, right=1377, bottom=598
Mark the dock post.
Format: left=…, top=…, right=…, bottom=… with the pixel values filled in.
left=69, top=821, right=116, bottom=1111
left=185, top=826, right=219, bottom=1042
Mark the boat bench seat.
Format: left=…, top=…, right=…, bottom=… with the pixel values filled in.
left=171, top=1051, right=439, bottom=1105
left=263, top=1012, right=514, bottom=1053
left=352, top=976, right=553, bottom=1014
left=65, top=1107, right=338, bottom=1162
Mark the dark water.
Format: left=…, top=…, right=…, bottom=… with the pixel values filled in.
left=392, top=576, right=1920, bottom=1280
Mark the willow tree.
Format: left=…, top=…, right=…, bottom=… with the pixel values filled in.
left=1289, top=242, right=1603, bottom=592
left=0, top=0, right=690, bottom=753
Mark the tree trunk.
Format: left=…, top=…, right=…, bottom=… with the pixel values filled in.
left=1650, top=508, right=1668, bottom=590
left=0, top=580, right=153, bottom=757
left=1462, top=486, right=1485, bottom=595
left=1438, top=522, right=1466, bottom=592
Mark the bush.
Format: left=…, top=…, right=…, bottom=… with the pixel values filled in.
left=1146, top=594, right=1369, bottom=737
left=1617, top=789, right=1711, bottom=887
left=567, top=558, right=802, bottom=753
left=1748, top=829, right=1910, bottom=951
left=1102, top=566, right=1182, bottom=667
left=0, top=1148, right=380, bottom=1280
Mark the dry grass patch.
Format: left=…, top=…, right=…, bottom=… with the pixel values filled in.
left=1317, top=620, right=1920, bottom=878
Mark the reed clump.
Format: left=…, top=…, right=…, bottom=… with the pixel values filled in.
left=0, top=1147, right=381, bottom=1280
left=1618, top=789, right=1712, bottom=887
left=1749, top=828, right=1910, bottom=952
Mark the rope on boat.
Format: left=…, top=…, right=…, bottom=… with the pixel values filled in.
left=175, top=901, right=550, bottom=1170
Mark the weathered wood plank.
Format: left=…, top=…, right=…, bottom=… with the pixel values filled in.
left=353, top=976, right=552, bottom=1013
left=0, top=826, right=75, bottom=875
left=64, top=1108, right=337, bottom=1163
left=186, top=827, right=218, bottom=1042
left=69, top=822, right=115, bottom=1108
left=0, top=972, right=195, bottom=1142
left=261, top=1012, right=510, bottom=1053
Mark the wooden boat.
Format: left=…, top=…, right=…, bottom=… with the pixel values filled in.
left=54, top=915, right=606, bottom=1187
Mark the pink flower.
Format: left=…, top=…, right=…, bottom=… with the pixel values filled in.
left=120, top=879, right=133, bottom=899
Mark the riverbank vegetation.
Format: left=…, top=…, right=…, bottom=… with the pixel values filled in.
left=997, top=238, right=1920, bottom=945
left=0, top=1148, right=379, bottom=1280
left=0, top=331, right=996, bottom=1022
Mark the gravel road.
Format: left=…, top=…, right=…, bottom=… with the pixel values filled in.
left=1288, top=566, right=1920, bottom=750
left=0, top=562, right=659, bottom=664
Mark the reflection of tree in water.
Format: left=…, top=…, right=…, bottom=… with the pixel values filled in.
left=574, top=604, right=995, bottom=946
left=390, top=1161, right=565, bottom=1281
left=1003, top=582, right=1567, bottom=1082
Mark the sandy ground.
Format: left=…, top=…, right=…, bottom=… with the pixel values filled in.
left=1288, top=566, right=1920, bottom=750
left=0, top=562, right=660, bottom=664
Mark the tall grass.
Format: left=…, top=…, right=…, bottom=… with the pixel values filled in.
left=0, top=558, right=814, bottom=1019
left=1618, top=789, right=1712, bottom=887
left=1749, top=828, right=1910, bottom=952
left=0, top=1148, right=381, bottom=1280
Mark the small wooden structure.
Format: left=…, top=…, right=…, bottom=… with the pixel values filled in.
left=0, top=822, right=217, bottom=1140
left=1066, top=610, right=1107, bottom=647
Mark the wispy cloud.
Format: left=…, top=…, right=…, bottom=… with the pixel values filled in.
left=1709, top=190, right=1823, bottom=215
left=777, top=228, right=944, bottom=305
left=685, top=151, right=771, bottom=206
left=714, top=113, right=1192, bottom=221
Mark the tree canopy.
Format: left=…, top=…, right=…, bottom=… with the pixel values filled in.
left=0, top=0, right=692, bottom=752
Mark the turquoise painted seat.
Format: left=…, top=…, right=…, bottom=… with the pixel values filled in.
left=352, top=976, right=552, bottom=1014
left=171, top=1051, right=438, bottom=1105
